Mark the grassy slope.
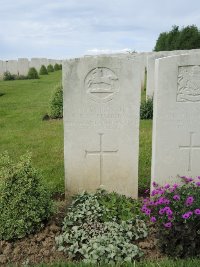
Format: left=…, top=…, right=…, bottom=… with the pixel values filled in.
left=0, top=72, right=152, bottom=194
left=0, top=71, right=64, bottom=193
left=35, top=258, right=200, bottom=267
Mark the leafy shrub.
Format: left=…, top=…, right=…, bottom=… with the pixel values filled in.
left=59, top=64, right=62, bottom=70
left=3, top=71, right=15, bottom=81
left=56, top=190, right=147, bottom=264
left=49, top=84, right=63, bottom=119
left=47, top=64, right=54, bottom=72
left=142, top=177, right=200, bottom=258
left=0, top=152, right=53, bottom=240
left=140, top=97, right=153, bottom=120
left=54, top=63, right=60, bottom=71
left=39, top=65, right=48, bottom=75
left=27, top=67, right=39, bottom=79
left=97, top=190, right=145, bottom=222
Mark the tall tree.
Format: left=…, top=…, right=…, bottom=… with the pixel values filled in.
left=154, top=25, right=200, bottom=51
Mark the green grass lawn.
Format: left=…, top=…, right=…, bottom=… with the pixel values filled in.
left=0, top=71, right=64, bottom=194
left=34, top=258, right=200, bottom=267
left=0, top=72, right=152, bottom=195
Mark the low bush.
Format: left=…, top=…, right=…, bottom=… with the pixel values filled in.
left=54, top=63, right=60, bottom=71
left=39, top=65, right=48, bottom=75
left=47, top=64, right=54, bottom=72
left=140, top=97, right=153, bottom=120
left=27, top=67, right=39, bottom=79
left=3, top=71, right=15, bottom=81
left=56, top=190, right=147, bottom=264
left=142, top=177, right=200, bottom=258
left=0, top=152, right=53, bottom=240
left=49, top=84, right=63, bottom=119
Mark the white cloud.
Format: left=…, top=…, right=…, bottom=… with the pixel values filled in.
left=0, top=0, right=200, bottom=59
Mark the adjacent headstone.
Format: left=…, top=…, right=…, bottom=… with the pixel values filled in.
left=6, top=60, right=18, bottom=75
left=40, top=58, right=48, bottom=67
left=146, top=53, right=168, bottom=99
left=151, top=53, right=200, bottom=187
left=146, top=49, right=200, bottom=99
left=18, top=58, right=29, bottom=76
left=63, top=56, right=141, bottom=198
left=30, top=58, right=41, bottom=72
left=48, top=59, right=56, bottom=66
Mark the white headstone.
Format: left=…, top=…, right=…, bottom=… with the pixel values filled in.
left=146, top=53, right=169, bottom=99
left=146, top=50, right=200, bottom=99
left=40, top=58, right=48, bottom=67
left=6, top=60, right=18, bottom=75
left=30, top=58, right=41, bottom=72
left=18, top=58, right=29, bottom=76
left=48, top=59, right=56, bottom=66
left=151, top=53, right=200, bottom=187
left=63, top=56, right=141, bottom=198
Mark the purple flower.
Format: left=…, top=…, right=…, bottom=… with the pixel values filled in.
left=173, top=195, right=180, bottom=201
left=196, top=182, right=200, bottom=187
left=158, top=189, right=165, bottom=195
left=182, top=212, right=193, bottom=219
left=143, top=198, right=149, bottom=204
left=157, top=197, right=164, bottom=204
left=145, top=208, right=151, bottom=216
left=173, top=183, right=179, bottom=189
left=185, top=196, right=194, bottom=206
left=163, top=199, right=170, bottom=205
left=164, top=184, right=170, bottom=189
left=194, top=209, right=200, bottom=215
left=150, top=216, right=156, bottom=223
left=152, top=182, right=158, bottom=188
left=151, top=189, right=158, bottom=196
left=141, top=205, right=147, bottom=212
left=163, top=222, right=172, bottom=228
left=159, top=208, right=165, bottom=215
left=166, top=210, right=173, bottom=216
left=185, top=177, right=193, bottom=183
left=198, top=176, right=200, bottom=180
left=163, top=206, right=171, bottom=212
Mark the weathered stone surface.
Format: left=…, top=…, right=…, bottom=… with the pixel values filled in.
left=40, top=58, right=48, bottom=67
left=18, top=58, right=29, bottom=76
left=6, top=60, right=18, bottom=75
left=146, top=49, right=200, bottom=99
left=30, top=58, right=41, bottom=72
left=63, top=56, right=141, bottom=198
left=151, top=53, right=200, bottom=187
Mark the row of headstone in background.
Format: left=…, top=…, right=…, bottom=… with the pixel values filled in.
left=0, top=58, right=62, bottom=79
left=63, top=51, right=200, bottom=198
left=146, top=49, right=200, bottom=99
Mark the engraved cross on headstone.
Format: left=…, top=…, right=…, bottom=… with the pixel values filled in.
left=179, top=132, right=200, bottom=171
left=85, top=133, right=118, bottom=184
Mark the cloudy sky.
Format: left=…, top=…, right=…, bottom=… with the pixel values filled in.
left=0, top=0, right=200, bottom=60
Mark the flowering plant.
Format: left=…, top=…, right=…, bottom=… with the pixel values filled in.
left=142, top=176, right=200, bottom=258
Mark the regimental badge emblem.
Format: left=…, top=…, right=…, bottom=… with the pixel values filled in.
left=177, top=65, right=200, bottom=102
left=85, top=67, right=119, bottom=103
